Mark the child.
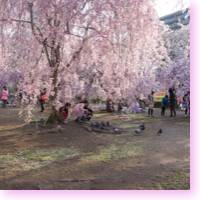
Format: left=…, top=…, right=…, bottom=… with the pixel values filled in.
left=161, top=95, right=169, bottom=116
left=59, top=102, right=71, bottom=123
left=1, top=86, right=9, bottom=108
left=39, top=88, right=48, bottom=112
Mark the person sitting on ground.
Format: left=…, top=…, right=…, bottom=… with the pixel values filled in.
left=59, top=102, right=71, bottom=123
left=161, top=95, right=169, bottom=116
left=39, top=88, right=48, bottom=112
left=131, top=101, right=142, bottom=114
left=83, top=100, right=93, bottom=121
left=73, top=100, right=93, bottom=122
left=1, top=86, right=9, bottom=108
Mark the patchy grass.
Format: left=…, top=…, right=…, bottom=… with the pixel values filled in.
left=0, top=147, right=80, bottom=179
left=16, top=148, right=79, bottom=162
left=151, top=171, right=190, bottom=190
left=81, top=144, right=142, bottom=163
left=0, top=124, right=26, bottom=132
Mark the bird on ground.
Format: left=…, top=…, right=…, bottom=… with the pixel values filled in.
left=134, top=123, right=146, bottom=136
left=157, top=128, right=163, bottom=136
left=100, top=121, right=105, bottom=126
left=139, top=123, right=145, bottom=131
left=56, top=125, right=63, bottom=133
left=134, top=128, right=143, bottom=135
left=106, top=121, right=110, bottom=127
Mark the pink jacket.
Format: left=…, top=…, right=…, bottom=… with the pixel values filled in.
left=73, top=103, right=85, bottom=118
left=1, top=89, right=9, bottom=100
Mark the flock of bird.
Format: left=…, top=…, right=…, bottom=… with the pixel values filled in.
left=36, top=118, right=163, bottom=136
left=90, top=121, right=163, bottom=136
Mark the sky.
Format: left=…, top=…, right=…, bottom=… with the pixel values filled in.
left=154, top=0, right=190, bottom=17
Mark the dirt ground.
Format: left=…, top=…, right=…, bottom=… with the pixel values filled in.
left=0, top=107, right=189, bottom=190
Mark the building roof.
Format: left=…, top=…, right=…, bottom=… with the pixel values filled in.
left=160, top=8, right=189, bottom=30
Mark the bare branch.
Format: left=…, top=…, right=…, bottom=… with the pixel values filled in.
left=43, top=38, right=53, bottom=67
left=32, top=47, right=44, bottom=68
left=28, top=2, right=44, bottom=44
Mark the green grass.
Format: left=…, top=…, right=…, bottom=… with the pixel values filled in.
left=82, top=144, right=142, bottom=163
left=0, top=147, right=80, bottom=173
left=152, top=171, right=190, bottom=190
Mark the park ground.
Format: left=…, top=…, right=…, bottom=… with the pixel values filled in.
left=0, top=107, right=189, bottom=190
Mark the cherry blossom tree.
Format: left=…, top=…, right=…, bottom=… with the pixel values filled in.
left=163, top=25, right=189, bottom=96
left=0, top=0, right=170, bottom=122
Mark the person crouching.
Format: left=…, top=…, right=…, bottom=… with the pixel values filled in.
left=59, top=102, right=71, bottom=123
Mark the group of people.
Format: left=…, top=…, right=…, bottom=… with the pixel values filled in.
left=159, top=89, right=176, bottom=117
left=1, top=85, right=190, bottom=120
left=106, top=88, right=190, bottom=118
left=38, top=88, right=93, bottom=123
left=152, top=88, right=190, bottom=117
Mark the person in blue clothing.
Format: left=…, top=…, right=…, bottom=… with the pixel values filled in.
left=161, top=95, right=169, bottom=116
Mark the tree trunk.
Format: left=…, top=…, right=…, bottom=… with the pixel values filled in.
left=46, top=45, right=61, bottom=125
left=46, top=106, right=59, bottom=125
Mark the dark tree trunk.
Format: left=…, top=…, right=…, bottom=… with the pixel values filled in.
left=46, top=44, right=61, bottom=125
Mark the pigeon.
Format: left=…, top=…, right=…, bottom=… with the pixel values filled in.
left=39, top=118, right=45, bottom=123
left=134, top=123, right=146, bottom=136
left=113, top=128, right=120, bottom=133
left=157, top=129, right=163, bottom=136
left=56, top=125, right=63, bottom=133
left=100, top=121, right=107, bottom=129
left=94, top=122, right=100, bottom=128
left=101, top=121, right=106, bottom=126
left=106, top=121, right=110, bottom=127
left=134, top=128, right=143, bottom=135
left=139, top=123, right=145, bottom=131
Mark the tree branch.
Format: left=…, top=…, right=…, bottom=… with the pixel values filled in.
left=28, top=2, right=44, bottom=44
left=43, top=38, right=53, bottom=67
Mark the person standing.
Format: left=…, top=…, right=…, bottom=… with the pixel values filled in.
left=148, top=91, right=154, bottom=117
left=183, top=91, right=190, bottom=116
left=161, top=95, right=169, bottom=116
left=169, top=88, right=176, bottom=117
left=117, top=100, right=123, bottom=113
left=106, top=98, right=114, bottom=112
left=39, top=88, right=47, bottom=112
left=1, top=86, right=9, bottom=108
